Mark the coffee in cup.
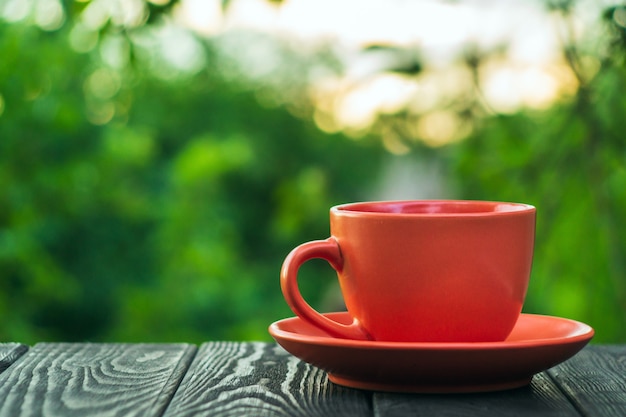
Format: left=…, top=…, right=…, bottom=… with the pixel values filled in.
left=280, top=200, right=536, bottom=343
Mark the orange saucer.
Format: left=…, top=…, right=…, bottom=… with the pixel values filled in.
left=269, top=312, right=593, bottom=393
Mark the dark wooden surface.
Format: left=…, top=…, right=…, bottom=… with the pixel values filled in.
left=0, top=343, right=623, bottom=417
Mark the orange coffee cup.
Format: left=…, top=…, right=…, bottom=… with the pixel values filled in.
left=280, top=200, right=536, bottom=342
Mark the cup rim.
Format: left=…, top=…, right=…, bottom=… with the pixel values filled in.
left=331, top=200, right=536, bottom=218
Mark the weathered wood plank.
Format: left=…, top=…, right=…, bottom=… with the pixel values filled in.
left=0, top=343, right=28, bottom=373
left=0, top=343, right=196, bottom=417
left=373, top=373, right=583, bottom=417
left=548, top=345, right=626, bottom=417
left=163, top=342, right=373, bottom=417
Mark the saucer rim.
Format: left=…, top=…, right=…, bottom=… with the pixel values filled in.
left=269, top=312, right=594, bottom=351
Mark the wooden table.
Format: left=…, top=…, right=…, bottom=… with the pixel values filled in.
left=0, top=342, right=624, bottom=416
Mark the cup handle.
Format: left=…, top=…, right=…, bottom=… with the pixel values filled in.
left=280, top=237, right=372, bottom=340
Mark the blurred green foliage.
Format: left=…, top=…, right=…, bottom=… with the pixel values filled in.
left=1, top=0, right=625, bottom=344
left=0, top=6, right=383, bottom=342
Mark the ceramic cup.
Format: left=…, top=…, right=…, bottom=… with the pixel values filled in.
left=280, top=200, right=536, bottom=343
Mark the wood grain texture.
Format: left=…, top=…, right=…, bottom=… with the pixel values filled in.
left=373, top=372, right=583, bottom=417
left=0, top=343, right=196, bottom=417
left=548, top=345, right=626, bottom=417
left=163, top=342, right=373, bottom=417
left=0, top=343, right=28, bottom=373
